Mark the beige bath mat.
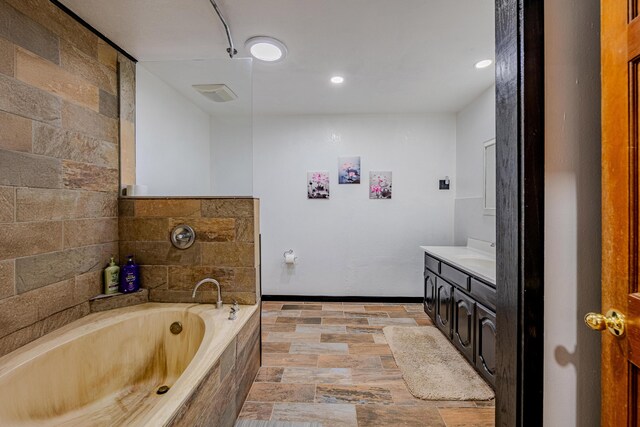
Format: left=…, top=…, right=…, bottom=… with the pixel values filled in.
left=383, top=325, right=494, bottom=401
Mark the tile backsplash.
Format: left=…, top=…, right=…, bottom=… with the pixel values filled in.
left=119, top=198, right=261, bottom=305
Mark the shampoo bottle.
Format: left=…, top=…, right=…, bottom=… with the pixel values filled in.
left=104, top=257, right=120, bottom=295
left=119, top=255, right=140, bottom=293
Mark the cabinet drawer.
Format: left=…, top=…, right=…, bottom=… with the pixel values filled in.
left=470, top=278, right=496, bottom=311
left=424, top=254, right=440, bottom=274
left=440, top=263, right=470, bottom=291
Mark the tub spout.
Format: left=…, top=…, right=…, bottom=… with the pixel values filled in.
left=192, top=278, right=223, bottom=309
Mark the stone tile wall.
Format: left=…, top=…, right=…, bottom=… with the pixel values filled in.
left=0, top=1, right=260, bottom=362
left=118, top=51, right=135, bottom=188
left=119, top=198, right=261, bottom=305
left=0, top=0, right=128, bottom=357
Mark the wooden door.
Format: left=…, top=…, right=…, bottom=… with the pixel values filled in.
left=600, top=1, right=640, bottom=425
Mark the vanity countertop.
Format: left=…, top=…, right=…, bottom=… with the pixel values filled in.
left=420, top=239, right=496, bottom=285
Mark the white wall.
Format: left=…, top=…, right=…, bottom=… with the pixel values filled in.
left=253, top=114, right=456, bottom=296
left=454, top=85, right=496, bottom=245
left=544, top=0, right=601, bottom=425
left=210, top=115, right=253, bottom=196
left=136, top=65, right=211, bottom=196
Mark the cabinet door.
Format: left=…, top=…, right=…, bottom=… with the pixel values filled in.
left=435, top=277, right=453, bottom=338
left=475, top=303, right=496, bottom=386
left=424, top=269, right=437, bottom=320
left=452, top=289, right=475, bottom=361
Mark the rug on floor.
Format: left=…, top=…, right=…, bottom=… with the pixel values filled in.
left=383, top=325, right=494, bottom=401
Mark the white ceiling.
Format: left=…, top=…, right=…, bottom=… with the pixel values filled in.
left=59, top=0, right=495, bottom=115
left=139, top=59, right=253, bottom=115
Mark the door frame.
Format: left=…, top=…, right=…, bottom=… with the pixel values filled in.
left=49, top=0, right=547, bottom=423
left=495, top=0, right=545, bottom=425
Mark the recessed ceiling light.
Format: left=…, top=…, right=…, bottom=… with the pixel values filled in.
left=330, top=76, right=344, bottom=84
left=475, top=59, right=493, bottom=69
left=245, top=36, right=287, bottom=62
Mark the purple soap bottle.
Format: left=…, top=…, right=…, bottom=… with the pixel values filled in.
left=119, top=255, right=140, bottom=293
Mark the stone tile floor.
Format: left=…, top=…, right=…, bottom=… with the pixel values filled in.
left=237, top=302, right=495, bottom=427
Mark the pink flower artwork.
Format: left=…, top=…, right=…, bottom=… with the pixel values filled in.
left=307, top=171, right=330, bottom=199
left=338, top=156, right=361, bottom=184
left=369, top=171, right=392, bottom=199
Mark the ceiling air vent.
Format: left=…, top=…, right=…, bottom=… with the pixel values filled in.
left=192, top=84, right=238, bottom=102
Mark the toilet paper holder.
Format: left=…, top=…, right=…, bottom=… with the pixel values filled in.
left=283, top=249, right=297, bottom=264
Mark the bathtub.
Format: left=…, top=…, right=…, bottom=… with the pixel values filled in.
left=0, top=302, right=260, bottom=426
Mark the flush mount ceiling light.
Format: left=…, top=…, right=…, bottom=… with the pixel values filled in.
left=330, top=76, right=345, bottom=84
left=245, top=36, right=287, bottom=62
left=474, top=59, right=493, bottom=69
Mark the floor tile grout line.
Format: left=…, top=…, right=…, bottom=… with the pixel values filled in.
left=313, top=382, right=318, bottom=404
left=268, top=402, right=274, bottom=422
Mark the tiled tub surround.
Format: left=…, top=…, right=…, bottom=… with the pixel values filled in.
left=119, top=197, right=261, bottom=305
left=0, top=0, right=134, bottom=357
left=238, top=302, right=495, bottom=427
left=0, top=303, right=261, bottom=426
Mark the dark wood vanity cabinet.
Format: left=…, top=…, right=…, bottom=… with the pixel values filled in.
left=452, top=289, right=475, bottom=361
left=423, top=253, right=496, bottom=387
left=424, top=269, right=436, bottom=318
left=475, top=303, right=497, bottom=385
left=435, top=277, right=453, bottom=338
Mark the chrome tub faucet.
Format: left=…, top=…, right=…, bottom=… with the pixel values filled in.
left=192, top=278, right=223, bottom=309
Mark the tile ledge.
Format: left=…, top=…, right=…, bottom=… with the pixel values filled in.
left=89, top=289, right=148, bottom=312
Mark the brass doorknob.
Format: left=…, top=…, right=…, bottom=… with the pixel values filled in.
left=584, top=309, right=626, bottom=337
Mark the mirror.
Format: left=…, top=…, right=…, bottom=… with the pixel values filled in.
left=129, top=58, right=253, bottom=196
left=483, top=139, right=496, bottom=215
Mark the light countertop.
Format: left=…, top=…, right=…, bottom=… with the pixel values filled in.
left=420, top=239, right=496, bottom=284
